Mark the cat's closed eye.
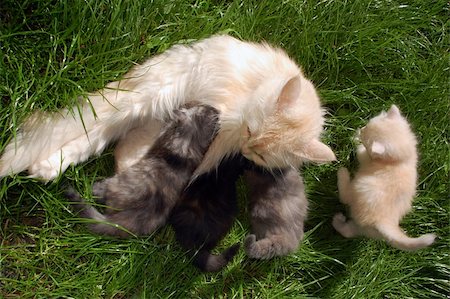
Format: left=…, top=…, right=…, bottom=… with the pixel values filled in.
left=256, top=152, right=267, bottom=163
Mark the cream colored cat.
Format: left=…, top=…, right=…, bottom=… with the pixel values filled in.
left=0, top=35, right=335, bottom=180
left=333, top=105, right=436, bottom=251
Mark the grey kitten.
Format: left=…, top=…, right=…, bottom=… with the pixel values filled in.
left=244, top=166, right=308, bottom=259
left=66, top=103, right=219, bottom=238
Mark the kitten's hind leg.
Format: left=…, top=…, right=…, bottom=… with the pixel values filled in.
left=68, top=187, right=152, bottom=238
left=332, top=213, right=360, bottom=238
left=337, top=167, right=352, bottom=204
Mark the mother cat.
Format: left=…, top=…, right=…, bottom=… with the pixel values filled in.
left=0, top=35, right=335, bottom=180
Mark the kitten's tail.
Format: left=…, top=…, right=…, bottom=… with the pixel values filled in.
left=193, top=243, right=240, bottom=272
left=376, top=223, right=436, bottom=251
left=65, top=187, right=133, bottom=238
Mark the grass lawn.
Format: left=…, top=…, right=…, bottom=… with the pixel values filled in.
left=0, top=0, right=448, bottom=298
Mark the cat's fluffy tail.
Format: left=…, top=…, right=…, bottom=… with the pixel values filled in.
left=376, top=223, right=436, bottom=251
left=0, top=90, right=140, bottom=180
left=193, top=244, right=240, bottom=272
left=65, top=187, right=135, bottom=238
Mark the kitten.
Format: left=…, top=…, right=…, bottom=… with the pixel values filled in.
left=244, top=166, right=308, bottom=259
left=332, top=105, right=436, bottom=251
left=169, top=155, right=247, bottom=272
left=0, top=34, right=335, bottom=181
left=65, top=103, right=219, bottom=238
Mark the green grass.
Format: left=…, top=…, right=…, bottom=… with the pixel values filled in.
left=0, top=0, right=448, bottom=298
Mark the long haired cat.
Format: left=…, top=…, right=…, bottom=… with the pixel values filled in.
left=169, top=155, right=247, bottom=272
left=244, top=166, right=308, bottom=259
left=0, top=35, right=335, bottom=181
left=332, top=105, right=436, bottom=251
left=65, top=103, right=219, bottom=238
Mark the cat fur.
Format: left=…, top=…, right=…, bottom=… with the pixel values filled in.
left=0, top=35, right=335, bottom=181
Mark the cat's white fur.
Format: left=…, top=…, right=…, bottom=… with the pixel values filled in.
left=333, top=105, right=436, bottom=251
left=0, top=35, right=335, bottom=180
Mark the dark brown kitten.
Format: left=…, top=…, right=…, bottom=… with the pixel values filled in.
left=244, top=166, right=308, bottom=259
left=66, top=103, right=219, bottom=238
left=169, top=155, right=247, bottom=272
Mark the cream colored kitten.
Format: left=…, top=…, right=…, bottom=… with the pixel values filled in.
left=333, top=105, right=436, bottom=251
left=0, top=35, right=335, bottom=180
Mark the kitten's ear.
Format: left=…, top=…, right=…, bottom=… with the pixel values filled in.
left=173, top=109, right=186, bottom=120
left=387, top=105, right=401, bottom=119
left=299, top=139, right=336, bottom=163
left=277, top=76, right=301, bottom=110
left=370, top=141, right=386, bottom=158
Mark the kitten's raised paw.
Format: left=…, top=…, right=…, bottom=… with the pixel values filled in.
left=332, top=212, right=347, bottom=228
left=337, top=167, right=350, bottom=180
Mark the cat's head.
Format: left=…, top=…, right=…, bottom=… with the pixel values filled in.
left=359, top=105, right=417, bottom=162
left=240, top=76, right=336, bottom=169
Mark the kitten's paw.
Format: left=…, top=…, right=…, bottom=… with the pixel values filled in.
left=332, top=213, right=360, bottom=238
left=244, top=235, right=276, bottom=260
left=353, top=129, right=361, bottom=143
left=337, top=168, right=350, bottom=180
left=244, top=234, right=257, bottom=249
left=332, top=213, right=347, bottom=228
left=93, top=181, right=108, bottom=198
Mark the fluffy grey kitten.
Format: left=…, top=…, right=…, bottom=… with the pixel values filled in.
left=66, top=103, right=219, bottom=238
left=244, top=166, right=308, bottom=259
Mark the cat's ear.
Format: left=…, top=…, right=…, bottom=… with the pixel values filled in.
left=298, top=139, right=336, bottom=163
left=370, top=141, right=386, bottom=158
left=277, top=76, right=301, bottom=110
left=387, top=105, right=401, bottom=119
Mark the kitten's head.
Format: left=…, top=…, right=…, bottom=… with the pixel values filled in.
left=359, top=105, right=417, bottom=162
left=161, top=103, right=219, bottom=154
left=240, top=76, right=336, bottom=169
